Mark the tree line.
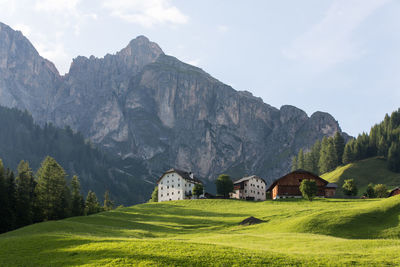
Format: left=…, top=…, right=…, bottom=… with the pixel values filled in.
left=0, top=156, right=114, bottom=234
left=292, top=108, right=400, bottom=174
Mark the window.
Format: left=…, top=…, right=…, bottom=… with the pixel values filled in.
left=299, top=179, right=302, bottom=183
left=161, top=187, right=163, bottom=190
left=161, top=194, right=163, bottom=197
left=167, top=180, right=169, bottom=183
left=172, top=180, right=174, bottom=183
left=172, top=192, right=174, bottom=195
left=161, top=182, right=163, bottom=184
left=245, top=190, right=247, bottom=193
left=257, top=192, right=259, bottom=195
left=178, top=191, right=180, bottom=194
left=189, top=184, right=192, bottom=187
left=167, top=186, right=169, bottom=189
left=257, top=185, right=259, bottom=188
left=178, top=198, right=180, bottom=200
left=172, top=185, right=174, bottom=188
left=167, top=193, right=169, bottom=196
left=178, top=184, right=180, bottom=187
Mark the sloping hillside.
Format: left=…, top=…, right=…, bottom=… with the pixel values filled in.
left=0, top=106, right=152, bottom=205
left=321, top=157, right=400, bottom=196
left=0, top=198, right=399, bottom=266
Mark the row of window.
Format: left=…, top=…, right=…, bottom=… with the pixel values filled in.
left=244, top=190, right=264, bottom=195
left=161, top=191, right=181, bottom=197
left=160, top=183, right=192, bottom=190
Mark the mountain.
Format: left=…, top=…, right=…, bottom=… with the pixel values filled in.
left=0, top=21, right=345, bottom=186
left=321, top=157, right=400, bottom=197
left=0, top=106, right=151, bottom=205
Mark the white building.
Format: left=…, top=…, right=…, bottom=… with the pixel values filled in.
left=157, top=169, right=203, bottom=202
left=230, top=175, right=267, bottom=201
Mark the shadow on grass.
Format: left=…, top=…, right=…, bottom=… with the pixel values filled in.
left=64, top=205, right=250, bottom=238
left=1, top=236, right=304, bottom=266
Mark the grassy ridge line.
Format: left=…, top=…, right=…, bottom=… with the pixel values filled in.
left=321, top=157, right=400, bottom=196
left=0, top=198, right=400, bottom=266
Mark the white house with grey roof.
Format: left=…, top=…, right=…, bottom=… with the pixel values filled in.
left=230, top=175, right=267, bottom=201
left=157, top=169, right=203, bottom=202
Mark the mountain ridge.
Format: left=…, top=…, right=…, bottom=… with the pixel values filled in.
left=0, top=22, right=345, bottom=185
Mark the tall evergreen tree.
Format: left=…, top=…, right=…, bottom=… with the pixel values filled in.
left=15, top=160, right=36, bottom=227
left=333, top=132, right=345, bottom=165
left=311, top=140, right=321, bottom=174
left=319, top=137, right=337, bottom=174
left=342, top=141, right=354, bottom=165
left=103, top=190, right=114, bottom=211
left=0, top=160, right=11, bottom=233
left=85, top=190, right=102, bottom=215
left=70, top=175, right=84, bottom=216
left=297, top=149, right=304, bottom=169
left=35, top=156, right=70, bottom=221
left=5, top=169, right=16, bottom=231
left=291, top=156, right=297, bottom=171
left=149, top=186, right=158, bottom=202
left=388, top=142, right=400, bottom=172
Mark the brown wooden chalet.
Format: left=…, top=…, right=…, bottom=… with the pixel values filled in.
left=388, top=187, right=400, bottom=197
left=267, top=169, right=337, bottom=200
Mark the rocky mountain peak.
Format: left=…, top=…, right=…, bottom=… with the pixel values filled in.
left=0, top=21, right=347, bottom=185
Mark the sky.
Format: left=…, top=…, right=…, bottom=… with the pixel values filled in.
left=0, top=0, right=399, bottom=136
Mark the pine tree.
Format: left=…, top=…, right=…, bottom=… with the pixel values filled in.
left=311, top=140, right=321, bottom=174
left=5, top=169, right=16, bottom=231
left=15, top=160, right=36, bottom=227
left=35, top=156, right=70, bottom=220
left=319, top=137, right=337, bottom=174
left=85, top=190, right=102, bottom=215
left=333, top=132, right=345, bottom=165
left=291, top=156, right=297, bottom=171
left=0, top=160, right=10, bottom=233
left=103, top=190, right=114, bottom=211
left=297, top=149, right=304, bottom=169
left=149, top=186, right=158, bottom=202
left=70, top=175, right=84, bottom=216
left=388, top=142, right=400, bottom=172
left=342, top=142, right=354, bottom=165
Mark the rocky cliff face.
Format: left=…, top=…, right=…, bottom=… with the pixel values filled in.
left=0, top=22, right=60, bottom=122
left=0, top=22, right=344, bottom=184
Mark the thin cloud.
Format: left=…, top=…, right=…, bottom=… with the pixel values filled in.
left=283, top=0, right=390, bottom=70
left=102, top=0, right=188, bottom=27
left=217, top=25, right=229, bottom=33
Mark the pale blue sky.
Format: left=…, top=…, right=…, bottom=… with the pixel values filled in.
left=0, top=0, right=399, bottom=136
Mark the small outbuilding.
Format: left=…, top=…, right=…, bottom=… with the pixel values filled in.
left=388, top=187, right=400, bottom=197
left=267, top=169, right=336, bottom=200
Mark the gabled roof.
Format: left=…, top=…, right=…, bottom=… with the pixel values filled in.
left=266, top=169, right=329, bottom=192
left=388, top=187, right=400, bottom=197
left=233, top=175, right=266, bottom=185
left=157, top=168, right=203, bottom=184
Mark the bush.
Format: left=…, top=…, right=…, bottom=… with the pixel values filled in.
left=374, top=184, right=388, bottom=198
left=342, top=179, right=358, bottom=196
left=215, top=174, right=233, bottom=198
left=299, top=179, right=317, bottom=201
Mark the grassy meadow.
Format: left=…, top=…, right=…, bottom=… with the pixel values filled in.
left=322, top=157, right=400, bottom=196
left=1, top=196, right=400, bottom=266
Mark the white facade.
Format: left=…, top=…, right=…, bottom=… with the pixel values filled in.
left=230, top=175, right=266, bottom=201
left=158, top=170, right=202, bottom=202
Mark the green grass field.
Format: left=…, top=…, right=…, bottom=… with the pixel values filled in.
left=321, top=157, right=400, bottom=196
left=1, top=197, right=400, bottom=266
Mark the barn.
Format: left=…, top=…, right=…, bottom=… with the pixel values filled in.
left=267, top=169, right=337, bottom=200
left=388, top=187, right=400, bottom=197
